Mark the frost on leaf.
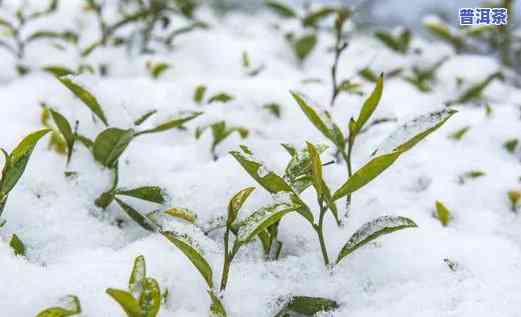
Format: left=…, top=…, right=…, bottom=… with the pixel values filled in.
left=129, top=255, right=146, bottom=298
left=373, top=108, right=456, bottom=156
left=284, top=143, right=328, bottom=193
left=237, top=202, right=299, bottom=243
left=336, top=216, right=417, bottom=264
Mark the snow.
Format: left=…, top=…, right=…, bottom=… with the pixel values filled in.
left=1, top=1, right=521, bottom=317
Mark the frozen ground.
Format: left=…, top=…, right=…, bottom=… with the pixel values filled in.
left=1, top=1, right=521, bottom=316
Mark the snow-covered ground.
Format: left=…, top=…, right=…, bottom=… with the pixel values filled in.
left=1, top=1, right=521, bottom=316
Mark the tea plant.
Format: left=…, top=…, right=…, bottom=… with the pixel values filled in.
left=0, top=0, right=77, bottom=74
left=36, top=295, right=81, bottom=317
left=232, top=97, right=455, bottom=266
left=106, top=255, right=162, bottom=317
left=55, top=76, right=201, bottom=222
left=328, top=8, right=351, bottom=106
left=195, top=121, right=249, bottom=161
left=450, top=71, right=504, bottom=105
left=402, top=56, right=448, bottom=92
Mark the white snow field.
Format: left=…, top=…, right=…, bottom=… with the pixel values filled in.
left=1, top=1, right=521, bottom=316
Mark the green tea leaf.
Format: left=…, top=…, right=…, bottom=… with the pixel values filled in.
left=265, top=0, right=296, bottom=18
left=139, top=278, right=161, bottom=317
left=137, top=112, right=203, bottom=135
left=290, top=92, right=344, bottom=148
left=115, top=198, right=156, bottom=232
left=49, top=108, right=75, bottom=163
left=134, top=110, right=157, bottom=126
left=9, top=233, right=25, bottom=256
left=333, top=152, right=400, bottom=201
left=228, top=187, right=255, bottom=226
left=504, top=138, right=518, bottom=153
left=162, top=231, right=214, bottom=288
left=336, top=216, right=417, bottom=264
left=302, top=7, right=336, bottom=28
left=263, top=103, right=281, bottom=118
left=194, top=85, right=207, bottom=104
left=424, top=18, right=464, bottom=51
left=448, top=126, right=470, bottom=141
left=236, top=202, right=300, bottom=243
left=353, top=74, right=384, bottom=135
left=36, top=295, right=82, bottom=317
left=129, top=255, right=146, bottom=297
left=106, top=289, right=142, bottom=317
left=43, top=66, right=75, bottom=77
left=58, top=76, right=108, bottom=126
left=374, top=31, right=401, bottom=52
left=293, top=33, right=317, bottom=62
left=116, top=186, right=166, bottom=204
left=359, top=67, right=378, bottom=82
left=275, top=296, right=338, bottom=317
left=1, top=129, right=50, bottom=197
left=435, top=201, right=451, bottom=226
left=306, top=142, right=324, bottom=196
left=149, top=62, right=170, bottom=79
left=162, top=207, right=198, bottom=223
left=93, top=128, right=135, bottom=168
left=208, top=93, right=234, bottom=104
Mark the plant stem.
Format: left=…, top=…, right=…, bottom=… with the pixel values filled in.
left=219, top=229, right=240, bottom=292
left=314, top=198, right=330, bottom=266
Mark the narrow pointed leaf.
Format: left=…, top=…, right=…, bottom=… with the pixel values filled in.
left=138, top=112, right=202, bottom=135
left=134, top=110, right=157, bottom=126
left=50, top=109, right=75, bottom=163
left=306, top=142, right=324, bottom=196
left=129, top=255, right=146, bottom=296
left=354, top=75, right=383, bottom=134
left=1, top=129, right=50, bottom=196
left=336, top=216, right=417, bottom=264
left=9, top=233, right=25, bottom=256
left=265, top=0, right=296, bottom=18
left=106, top=289, right=142, bottom=317
left=275, top=296, right=338, bottom=317
left=116, top=186, right=166, bottom=204
left=36, top=295, right=82, bottom=317
left=115, top=198, right=155, bottom=232
left=162, top=231, right=214, bottom=288
left=236, top=203, right=300, bottom=243
left=228, top=187, right=255, bottom=226
left=139, top=278, right=161, bottom=317
left=162, top=208, right=198, bottom=223
left=58, top=76, right=108, bottom=126
left=435, top=201, right=451, bottom=226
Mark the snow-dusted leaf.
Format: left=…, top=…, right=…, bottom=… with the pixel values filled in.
left=162, top=231, right=214, bottom=289
left=284, top=143, right=328, bottom=193
left=353, top=75, right=383, bottom=135
left=139, top=278, right=161, bottom=317
left=93, top=128, right=135, bottom=168
left=58, top=76, right=108, bottom=126
left=230, top=146, right=292, bottom=194
left=290, top=92, right=344, bottom=148
left=36, top=295, right=82, bottom=317
left=116, top=186, right=166, bottom=204
left=106, top=289, right=142, bottom=317
left=274, top=295, right=338, bottom=317
left=306, top=142, right=324, bottom=196
left=49, top=108, right=75, bottom=163
left=129, top=255, right=146, bottom=297
left=227, top=187, right=255, bottom=226
left=373, top=108, right=456, bottom=155
left=137, top=111, right=203, bottom=135
left=162, top=207, right=198, bottom=223
left=336, top=216, right=417, bottom=264
left=209, top=291, right=228, bottom=317
left=236, top=202, right=300, bottom=243
left=115, top=198, right=156, bottom=232
left=9, top=233, right=25, bottom=256
left=1, top=129, right=50, bottom=197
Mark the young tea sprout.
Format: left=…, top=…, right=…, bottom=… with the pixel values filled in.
left=195, top=121, right=249, bottom=161
left=329, top=8, right=352, bottom=106
left=0, top=0, right=77, bottom=74
left=232, top=93, right=455, bottom=266
left=35, top=295, right=81, bottom=317
left=55, top=76, right=201, bottom=223
left=106, top=255, right=162, bottom=317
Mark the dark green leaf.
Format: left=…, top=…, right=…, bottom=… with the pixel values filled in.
left=115, top=198, right=156, bottom=232
left=137, top=112, right=202, bottom=135
left=116, top=186, right=166, bottom=204
left=194, top=85, right=207, bottom=104
left=353, top=74, right=384, bottom=135
left=265, top=0, right=296, bottom=18
left=209, top=291, right=228, bottom=317
left=302, top=8, right=336, bottom=28
left=275, top=296, right=338, bottom=317
left=9, top=234, right=25, bottom=256
left=293, top=33, right=317, bottom=62
left=134, top=110, right=157, bottom=126
left=49, top=108, right=75, bottom=163
left=208, top=93, right=234, bottom=104
left=93, top=128, right=135, bottom=168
